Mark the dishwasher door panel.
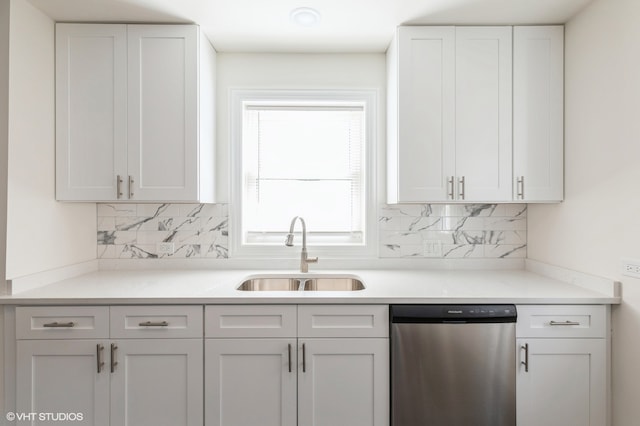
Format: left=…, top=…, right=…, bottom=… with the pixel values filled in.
left=391, top=322, right=516, bottom=426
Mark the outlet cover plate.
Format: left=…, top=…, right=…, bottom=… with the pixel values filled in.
left=621, top=258, right=640, bottom=278
left=423, top=240, right=443, bottom=258
left=157, top=242, right=175, bottom=255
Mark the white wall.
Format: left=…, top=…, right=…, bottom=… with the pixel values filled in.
left=215, top=53, right=387, bottom=202
left=0, top=0, right=10, bottom=413
left=527, top=0, right=640, bottom=424
left=5, top=0, right=96, bottom=279
left=0, top=0, right=10, bottom=291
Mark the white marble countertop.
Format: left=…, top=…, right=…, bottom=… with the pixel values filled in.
left=0, top=267, right=620, bottom=305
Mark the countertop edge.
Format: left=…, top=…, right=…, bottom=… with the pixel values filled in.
left=0, top=296, right=621, bottom=306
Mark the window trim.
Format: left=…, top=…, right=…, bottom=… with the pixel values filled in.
left=229, top=89, right=378, bottom=259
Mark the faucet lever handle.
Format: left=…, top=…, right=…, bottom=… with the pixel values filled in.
left=307, top=257, right=318, bottom=264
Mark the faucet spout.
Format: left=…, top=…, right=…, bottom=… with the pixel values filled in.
left=285, top=216, right=318, bottom=273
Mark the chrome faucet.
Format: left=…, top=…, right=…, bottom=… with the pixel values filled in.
left=285, top=216, right=318, bottom=273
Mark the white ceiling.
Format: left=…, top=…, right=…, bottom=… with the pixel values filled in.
left=27, top=0, right=594, bottom=52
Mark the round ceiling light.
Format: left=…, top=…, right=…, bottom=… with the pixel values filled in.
left=290, top=7, right=321, bottom=27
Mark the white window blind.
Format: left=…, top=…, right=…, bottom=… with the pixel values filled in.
left=242, top=102, right=366, bottom=245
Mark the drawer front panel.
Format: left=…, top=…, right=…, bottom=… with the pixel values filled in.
left=205, top=305, right=297, bottom=338
left=298, top=305, right=389, bottom=338
left=516, top=305, right=607, bottom=338
left=110, top=305, right=203, bottom=338
left=16, top=306, right=109, bottom=340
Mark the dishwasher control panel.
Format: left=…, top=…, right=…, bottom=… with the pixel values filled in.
left=391, top=304, right=517, bottom=323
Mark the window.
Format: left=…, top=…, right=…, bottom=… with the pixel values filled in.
left=231, top=90, right=377, bottom=257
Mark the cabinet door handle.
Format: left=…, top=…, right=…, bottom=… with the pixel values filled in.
left=43, top=321, right=75, bottom=328
left=447, top=176, right=455, bottom=200
left=110, top=343, right=118, bottom=373
left=521, top=343, right=529, bottom=373
left=128, top=175, right=134, bottom=199
left=288, top=343, right=292, bottom=373
left=97, top=344, right=105, bottom=373
left=458, top=176, right=465, bottom=200
left=302, top=343, right=306, bottom=373
left=138, top=321, right=169, bottom=327
left=116, top=175, right=124, bottom=199
left=549, top=320, right=581, bottom=326
left=517, top=176, right=525, bottom=200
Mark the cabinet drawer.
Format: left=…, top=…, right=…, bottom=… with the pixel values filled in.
left=205, top=305, right=297, bottom=338
left=110, top=305, right=203, bottom=338
left=16, top=306, right=109, bottom=339
left=516, top=305, right=607, bottom=338
left=298, top=305, right=389, bottom=338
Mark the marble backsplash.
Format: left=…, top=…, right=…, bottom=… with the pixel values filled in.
left=97, top=204, right=228, bottom=259
left=96, top=203, right=526, bottom=259
left=379, top=204, right=526, bottom=259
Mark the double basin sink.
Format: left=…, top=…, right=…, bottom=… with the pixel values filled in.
left=237, top=275, right=365, bottom=292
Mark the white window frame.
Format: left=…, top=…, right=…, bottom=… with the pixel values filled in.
left=230, top=89, right=378, bottom=259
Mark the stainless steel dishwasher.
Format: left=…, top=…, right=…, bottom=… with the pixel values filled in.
left=391, top=304, right=517, bottom=426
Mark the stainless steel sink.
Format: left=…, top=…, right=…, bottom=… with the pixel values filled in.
left=303, top=278, right=365, bottom=291
left=236, top=275, right=365, bottom=291
left=236, top=278, right=300, bottom=291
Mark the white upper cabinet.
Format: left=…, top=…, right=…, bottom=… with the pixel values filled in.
left=387, top=26, right=455, bottom=202
left=388, top=25, right=563, bottom=203
left=56, top=23, right=216, bottom=202
left=455, top=27, right=513, bottom=202
left=56, top=24, right=128, bottom=201
left=513, top=26, right=564, bottom=202
left=388, top=26, right=512, bottom=203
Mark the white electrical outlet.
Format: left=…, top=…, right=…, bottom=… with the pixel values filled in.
left=621, top=258, right=640, bottom=278
left=157, top=242, right=175, bottom=255
left=423, top=240, right=443, bottom=258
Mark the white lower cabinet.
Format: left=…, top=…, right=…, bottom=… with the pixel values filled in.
left=205, top=339, right=297, bottom=426
left=204, top=305, right=390, bottom=426
left=17, top=340, right=110, bottom=426
left=110, top=339, right=203, bottom=426
left=298, top=338, right=389, bottom=426
left=16, top=303, right=613, bottom=426
left=516, top=305, right=609, bottom=426
left=15, top=306, right=203, bottom=426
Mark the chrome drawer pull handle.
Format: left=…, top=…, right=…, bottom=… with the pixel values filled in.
left=302, top=343, right=306, bottom=373
left=116, top=175, right=123, bottom=199
left=458, top=176, right=465, bottom=200
left=128, top=175, right=134, bottom=199
left=111, top=344, right=118, bottom=373
left=138, top=321, right=169, bottom=327
left=97, top=344, right=105, bottom=373
left=521, top=343, right=529, bottom=373
left=517, top=176, right=525, bottom=199
left=549, top=320, right=581, bottom=326
left=43, top=321, right=75, bottom=328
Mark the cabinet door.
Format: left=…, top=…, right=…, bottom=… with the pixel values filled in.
left=455, top=27, right=513, bottom=201
left=513, top=26, right=564, bottom=202
left=391, top=26, right=455, bottom=202
left=56, top=24, right=127, bottom=201
left=17, top=340, right=109, bottom=426
left=110, top=339, right=203, bottom=426
left=298, top=338, right=389, bottom=426
left=127, top=25, right=199, bottom=201
left=205, top=339, right=297, bottom=426
left=517, top=338, right=607, bottom=426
